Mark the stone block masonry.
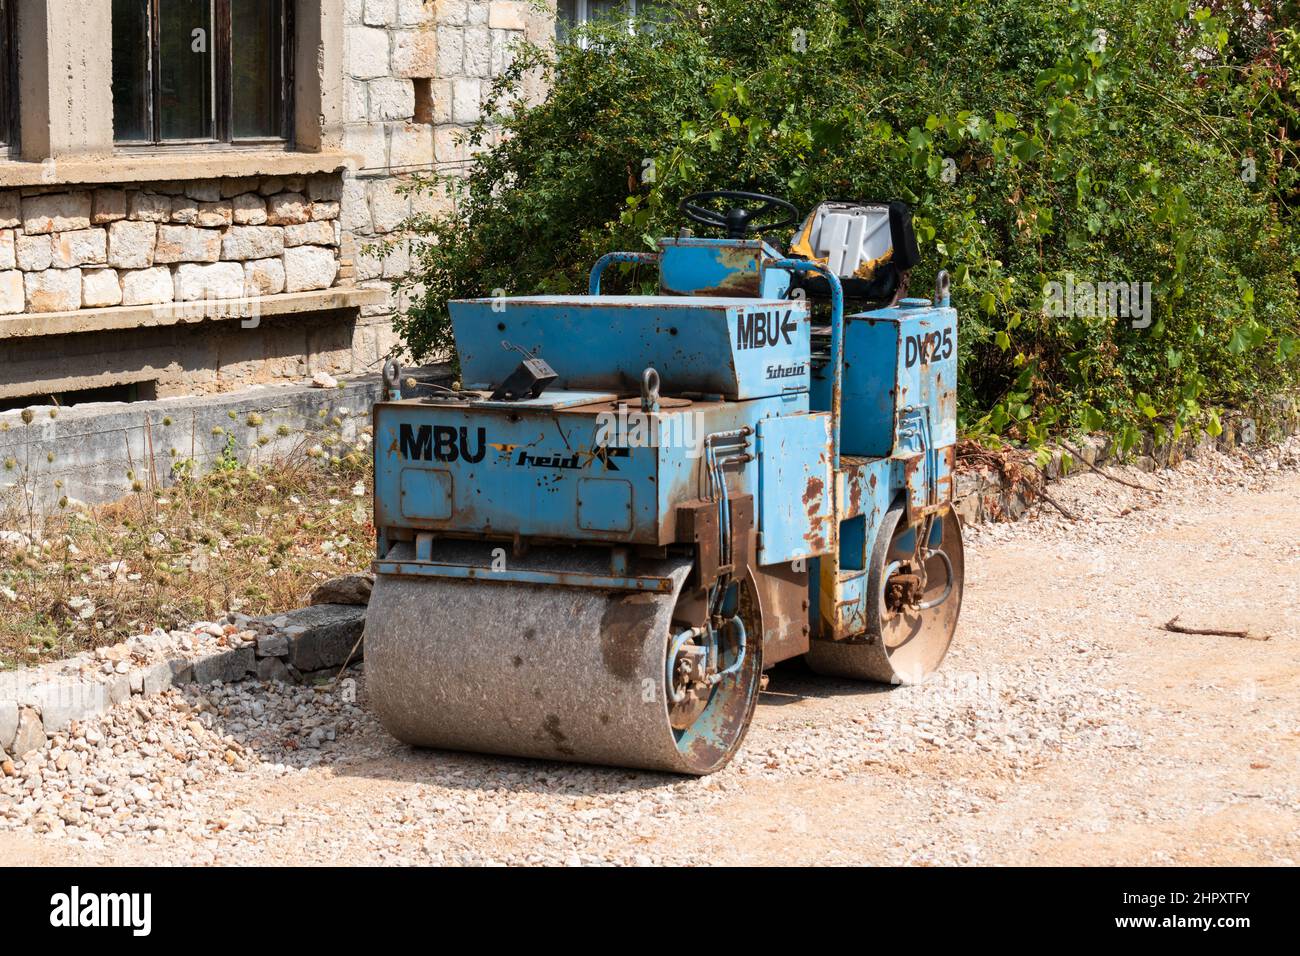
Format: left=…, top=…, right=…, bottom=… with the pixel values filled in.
left=338, top=0, right=552, bottom=362
left=0, top=174, right=349, bottom=317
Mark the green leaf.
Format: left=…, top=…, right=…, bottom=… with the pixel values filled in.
left=1206, top=410, right=1223, bottom=438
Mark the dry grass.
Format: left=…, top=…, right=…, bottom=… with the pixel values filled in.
left=0, top=450, right=374, bottom=670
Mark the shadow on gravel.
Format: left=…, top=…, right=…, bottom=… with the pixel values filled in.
left=335, top=741, right=684, bottom=797
left=322, top=659, right=898, bottom=797
left=760, top=657, right=898, bottom=704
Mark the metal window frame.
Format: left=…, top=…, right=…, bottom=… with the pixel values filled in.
left=561, top=0, right=646, bottom=48
left=0, top=0, right=14, bottom=152
left=116, top=0, right=294, bottom=151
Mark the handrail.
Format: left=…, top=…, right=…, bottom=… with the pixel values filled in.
left=587, top=252, right=661, bottom=295
left=767, top=259, right=846, bottom=471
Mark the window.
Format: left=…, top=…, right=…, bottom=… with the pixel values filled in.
left=556, top=1, right=668, bottom=44
left=112, top=0, right=293, bottom=147
left=0, top=0, right=14, bottom=151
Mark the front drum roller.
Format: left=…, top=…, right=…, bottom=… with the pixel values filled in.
left=806, top=504, right=965, bottom=684
left=364, top=552, right=762, bottom=775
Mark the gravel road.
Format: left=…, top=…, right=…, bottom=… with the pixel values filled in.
left=2, top=439, right=1298, bottom=866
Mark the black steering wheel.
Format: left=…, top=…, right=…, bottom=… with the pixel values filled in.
left=679, top=190, right=800, bottom=239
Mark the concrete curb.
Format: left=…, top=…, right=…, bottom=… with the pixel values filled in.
left=0, top=602, right=365, bottom=762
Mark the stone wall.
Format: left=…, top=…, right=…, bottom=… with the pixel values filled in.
left=339, top=0, right=552, bottom=360
left=0, top=1, right=556, bottom=409
left=0, top=175, right=347, bottom=317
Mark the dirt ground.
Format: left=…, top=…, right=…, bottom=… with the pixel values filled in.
left=2, top=441, right=1297, bottom=866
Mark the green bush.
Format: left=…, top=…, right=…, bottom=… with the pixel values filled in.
left=395, top=0, right=1299, bottom=452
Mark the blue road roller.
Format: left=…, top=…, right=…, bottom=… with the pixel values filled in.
left=364, top=191, right=964, bottom=774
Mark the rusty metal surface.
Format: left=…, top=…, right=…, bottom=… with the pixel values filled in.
left=751, top=561, right=812, bottom=664
left=807, top=507, right=964, bottom=683
left=365, top=546, right=762, bottom=775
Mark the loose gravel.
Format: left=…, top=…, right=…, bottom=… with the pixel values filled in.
left=1, top=437, right=1297, bottom=865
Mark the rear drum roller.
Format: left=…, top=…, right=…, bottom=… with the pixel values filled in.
left=364, top=550, right=762, bottom=775
left=806, top=504, right=964, bottom=684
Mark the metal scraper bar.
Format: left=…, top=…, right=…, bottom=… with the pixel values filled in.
left=373, top=559, right=676, bottom=593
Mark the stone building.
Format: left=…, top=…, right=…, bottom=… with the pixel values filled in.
left=0, top=0, right=558, bottom=409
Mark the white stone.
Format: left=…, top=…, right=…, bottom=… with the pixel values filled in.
left=363, top=0, right=397, bottom=25
left=439, top=0, right=469, bottom=24
left=431, top=79, right=453, bottom=125
left=434, top=125, right=467, bottom=164
left=108, top=220, right=158, bottom=269
left=53, top=228, right=108, bottom=268
left=197, top=201, right=233, bottom=228
left=340, top=178, right=372, bottom=233
left=368, top=180, right=410, bottom=233
left=16, top=234, right=52, bottom=270
left=21, top=192, right=93, bottom=234
left=462, top=26, right=491, bottom=77
left=283, top=246, right=339, bottom=293
left=343, top=125, right=387, bottom=172
left=354, top=245, right=382, bottom=281
left=233, top=193, right=268, bottom=225
left=382, top=241, right=410, bottom=278
left=128, top=192, right=173, bottom=222
left=389, top=124, right=434, bottom=169
left=222, top=226, right=285, bottom=260
left=0, top=229, right=13, bottom=269
left=92, top=189, right=128, bottom=224
left=266, top=192, right=310, bottom=226
left=393, top=28, right=438, bottom=78
left=120, top=267, right=174, bottom=305
left=369, top=78, right=415, bottom=121
left=170, top=196, right=199, bottom=224
left=244, top=258, right=286, bottom=297
left=311, top=201, right=341, bottom=221
left=436, top=26, right=463, bottom=76
left=346, top=79, right=369, bottom=122
left=24, top=681, right=109, bottom=733
left=488, top=1, right=527, bottom=30
left=285, top=221, right=338, bottom=247
left=398, top=0, right=434, bottom=25
left=347, top=26, right=391, bottom=79
left=24, top=268, right=82, bottom=312
left=174, top=261, right=246, bottom=301
left=155, top=225, right=221, bottom=263
left=82, top=268, right=123, bottom=308
left=0, top=699, right=17, bottom=751
left=491, top=27, right=521, bottom=74
left=0, top=270, right=24, bottom=314
left=452, top=78, right=480, bottom=123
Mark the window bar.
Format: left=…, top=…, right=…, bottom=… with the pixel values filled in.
left=215, top=0, right=231, bottom=143
left=149, top=0, right=161, bottom=143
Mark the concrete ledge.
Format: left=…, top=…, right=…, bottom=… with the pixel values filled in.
left=0, top=288, right=388, bottom=340
left=0, top=603, right=367, bottom=761
left=0, top=362, right=451, bottom=510
left=0, top=150, right=358, bottom=189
